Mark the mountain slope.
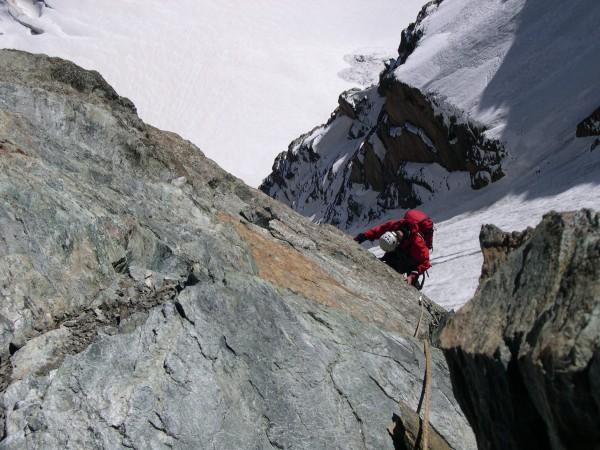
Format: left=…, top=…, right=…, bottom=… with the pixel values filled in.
left=261, top=0, right=600, bottom=309
left=0, top=49, right=475, bottom=450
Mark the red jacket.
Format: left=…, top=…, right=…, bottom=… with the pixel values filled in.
left=404, top=209, right=434, bottom=249
left=363, top=219, right=431, bottom=274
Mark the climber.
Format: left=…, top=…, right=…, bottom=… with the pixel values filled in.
left=354, top=209, right=433, bottom=288
left=355, top=209, right=434, bottom=250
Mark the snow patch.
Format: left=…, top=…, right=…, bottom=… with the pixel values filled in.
left=338, top=50, right=394, bottom=87
left=405, top=121, right=437, bottom=153
left=332, top=154, right=348, bottom=175
left=370, top=135, right=387, bottom=162
left=390, top=126, right=403, bottom=138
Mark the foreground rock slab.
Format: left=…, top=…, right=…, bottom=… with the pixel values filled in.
left=0, top=50, right=475, bottom=449
left=441, top=209, right=600, bottom=450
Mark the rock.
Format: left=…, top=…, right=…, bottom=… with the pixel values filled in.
left=171, top=176, right=187, bottom=187
left=576, top=107, right=600, bottom=152
left=478, top=224, right=533, bottom=282
left=10, top=327, right=72, bottom=381
left=0, top=50, right=475, bottom=449
left=576, top=106, right=600, bottom=137
left=440, top=210, right=600, bottom=450
left=397, top=0, right=445, bottom=65
left=388, top=400, right=453, bottom=450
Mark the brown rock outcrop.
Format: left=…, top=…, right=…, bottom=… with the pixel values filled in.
left=440, top=210, right=600, bottom=450
left=261, top=54, right=506, bottom=230
left=478, top=224, right=533, bottom=282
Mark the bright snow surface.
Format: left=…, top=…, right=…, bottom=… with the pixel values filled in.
left=0, top=0, right=425, bottom=186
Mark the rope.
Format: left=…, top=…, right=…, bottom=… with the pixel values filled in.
left=414, top=294, right=431, bottom=449
left=421, top=338, right=432, bottom=450
left=394, top=296, right=430, bottom=450
left=414, top=295, right=424, bottom=337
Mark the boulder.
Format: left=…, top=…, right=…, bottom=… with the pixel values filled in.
left=440, top=210, right=600, bottom=450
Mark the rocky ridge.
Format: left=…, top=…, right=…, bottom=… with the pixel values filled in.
left=577, top=106, right=600, bottom=152
left=440, top=210, right=600, bottom=450
left=260, top=0, right=506, bottom=230
left=0, top=50, right=476, bottom=449
left=397, top=0, right=444, bottom=65
left=576, top=106, right=600, bottom=138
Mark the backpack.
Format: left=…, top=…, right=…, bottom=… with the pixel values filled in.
left=404, top=209, right=434, bottom=250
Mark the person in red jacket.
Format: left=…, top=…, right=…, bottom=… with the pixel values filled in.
left=354, top=217, right=431, bottom=287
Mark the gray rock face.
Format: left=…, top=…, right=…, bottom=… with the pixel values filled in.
left=477, top=224, right=533, bottom=283
left=440, top=210, right=600, bottom=450
left=0, top=50, right=475, bottom=449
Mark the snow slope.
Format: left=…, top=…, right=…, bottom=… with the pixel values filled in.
left=394, top=0, right=600, bottom=180
left=0, top=0, right=425, bottom=186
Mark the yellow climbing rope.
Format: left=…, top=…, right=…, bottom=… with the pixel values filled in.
left=422, top=338, right=432, bottom=450
left=414, top=294, right=431, bottom=450
left=414, top=295, right=424, bottom=338
left=389, top=305, right=433, bottom=450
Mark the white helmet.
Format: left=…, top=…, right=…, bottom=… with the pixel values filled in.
left=380, top=231, right=400, bottom=252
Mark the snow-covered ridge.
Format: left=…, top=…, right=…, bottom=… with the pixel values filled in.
left=261, top=67, right=507, bottom=229
left=397, top=0, right=444, bottom=65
